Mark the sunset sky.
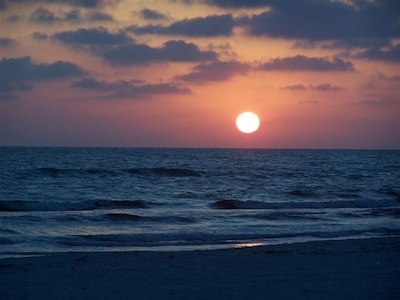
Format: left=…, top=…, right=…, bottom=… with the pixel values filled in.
left=0, top=0, right=399, bottom=148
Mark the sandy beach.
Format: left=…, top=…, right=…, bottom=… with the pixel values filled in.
left=1, top=237, right=399, bottom=300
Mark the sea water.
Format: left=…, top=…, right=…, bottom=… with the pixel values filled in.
left=0, top=147, right=399, bottom=257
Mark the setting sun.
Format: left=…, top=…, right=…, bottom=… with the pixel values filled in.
left=236, top=112, right=260, bottom=134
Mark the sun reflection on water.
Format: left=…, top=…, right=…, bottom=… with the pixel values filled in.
left=234, top=242, right=265, bottom=249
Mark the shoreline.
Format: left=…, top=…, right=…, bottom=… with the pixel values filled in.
left=1, top=236, right=399, bottom=299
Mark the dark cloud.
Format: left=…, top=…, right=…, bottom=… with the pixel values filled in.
left=29, top=7, right=83, bottom=24
left=259, top=55, right=354, bottom=72
left=6, top=15, right=22, bottom=22
left=174, top=59, right=249, bottom=83
left=362, top=72, right=400, bottom=89
left=140, top=8, right=168, bottom=20
left=172, top=0, right=269, bottom=8
left=204, top=0, right=269, bottom=7
left=30, top=0, right=120, bottom=8
left=61, top=0, right=121, bottom=8
left=310, top=83, right=345, bottom=92
left=0, top=56, right=86, bottom=81
left=208, top=42, right=237, bottom=58
left=1, top=0, right=120, bottom=11
left=0, top=37, right=16, bottom=47
left=30, top=7, right=58, bottom=24
left=316, top=39, right=391, bottom=51
left=131, top=14, right=234, bottom=37
left=53, top=27, right=132, bottom=46
left=0, top=56, right=86, bottom=99
left=0, top=81, right=33, bottom=94
left=100, top=40, right=217, bottom=65
left=87, top=11, right=114, bottom=22
left=63, top=9, right=81, bottom=22
left=282, top=83, right=345, bottom=92
left=355, top=44, right=400, bottom=62
left=242, top=0, right=400, bottom=42
left=71, top=77, right=191, bottom=98
left=29, top=7, right=114, bottom=24
left=282, top=84, right=307, bottom=91
left=32, top=32, right=49, bottom=40
left=58, top=0, right=107, bottom=8
left=356, top=95, right=398, bottom=107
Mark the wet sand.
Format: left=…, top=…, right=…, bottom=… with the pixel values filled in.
left=1, top=237, right=399, bottom=300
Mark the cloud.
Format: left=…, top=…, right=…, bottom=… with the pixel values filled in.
left=0, top=56, right=86, bottom=99
left=282, top=84, right=307, bottom=91
left=309, top=83, right=345, bottom=92
left=140, top=8, right=168, bottom=20
left=356, top=95, right=399, bottom=107
left=242, top=1, right=400, bottom=42
left=0, top=81, right=33, bottom=94
left=100, top=40, right=217, bottom=65
left=53, top=27, right=132, bottom=46
left=5, top=0, right=121, bottom=9
left=29, top=7, right=114, bottom=24
left=130, top=14, right=234, bottom=37
left=59, top=0, right=121, bottom=8
left=30, top=7, right=59, bottom=24
left=282, top=83, right=345, bottom=92
left=259, top=55, right=354, bottom=72
left=71, top=77, right=191, bottom=98
left=0, top=56, right=86, bottom=81
left=29, top=7, right=82, bottom=24
left=50, top=29, right=216, bottom=65
left=362, top=72, right=400, bottom=89
left=87, top=11, right=114, bottom=22
left=173, top=0, right=269, bottom=8
left=204, top=0, right=269, bottom=8
left=32, top=32, right=48, bottom=40
left=0, top=37, right=16, bottom=47
left=6, top=14, right=23, bottom=22
left=355, top=43, right=400, bottom=62
left=0, top=0, right=155, bottom=12
left=174, top=59, right=249, bottom=83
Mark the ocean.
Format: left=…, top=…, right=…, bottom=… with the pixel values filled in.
left=0, top=147, right=399, bottom=257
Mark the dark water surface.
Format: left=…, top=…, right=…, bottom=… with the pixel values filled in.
left=0, top=147, right=399, bottom=256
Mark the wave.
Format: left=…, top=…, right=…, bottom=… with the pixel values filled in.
left=0, top=237, right=22, bottom=245
left=31, top=166, right=202, bottom=178
left=0, top=199, right=148, bottom=212
left=54, top=229, right=385, bottom=249
left=34, top=167, right=119, bottom=176
left=124, top=167, right=201, bottom=177
left=104, top=213, right=195, bottom=223
left=211, top=199, right=399, bottom=210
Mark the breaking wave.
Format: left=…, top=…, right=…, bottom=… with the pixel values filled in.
left=32, top=167, right=202, bottom=178
left=0, top=199, right=148, bottom=212
left=211, top=199, right=399, bottom=210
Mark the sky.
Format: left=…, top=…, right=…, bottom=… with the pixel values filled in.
left=0, top=0, right=399, bottom=149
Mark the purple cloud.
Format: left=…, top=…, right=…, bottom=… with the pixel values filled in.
left=130, top=14, right=234, bottom=37
left=100, top=40, right=217, bottom=65
left=72, top=77, right=191, bottom=99
left=259, top=55, right=354, bottom=72
left=175, top=59, right=249, bottom=83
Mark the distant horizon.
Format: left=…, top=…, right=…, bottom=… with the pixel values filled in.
left=1, top=145, right=399, bottom=151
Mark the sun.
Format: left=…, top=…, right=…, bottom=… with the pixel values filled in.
left=235, top=112, right=260, bottom=134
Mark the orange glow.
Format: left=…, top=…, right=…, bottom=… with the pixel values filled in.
left=0, top=1, right=398, bottom=149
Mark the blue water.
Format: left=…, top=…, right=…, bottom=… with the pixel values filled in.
left=0, top=147, right=399, bottom=257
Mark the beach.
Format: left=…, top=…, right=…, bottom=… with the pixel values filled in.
left=1, top=148, right=399, bottom=299
left=1, top=237, right=399, bottom=300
